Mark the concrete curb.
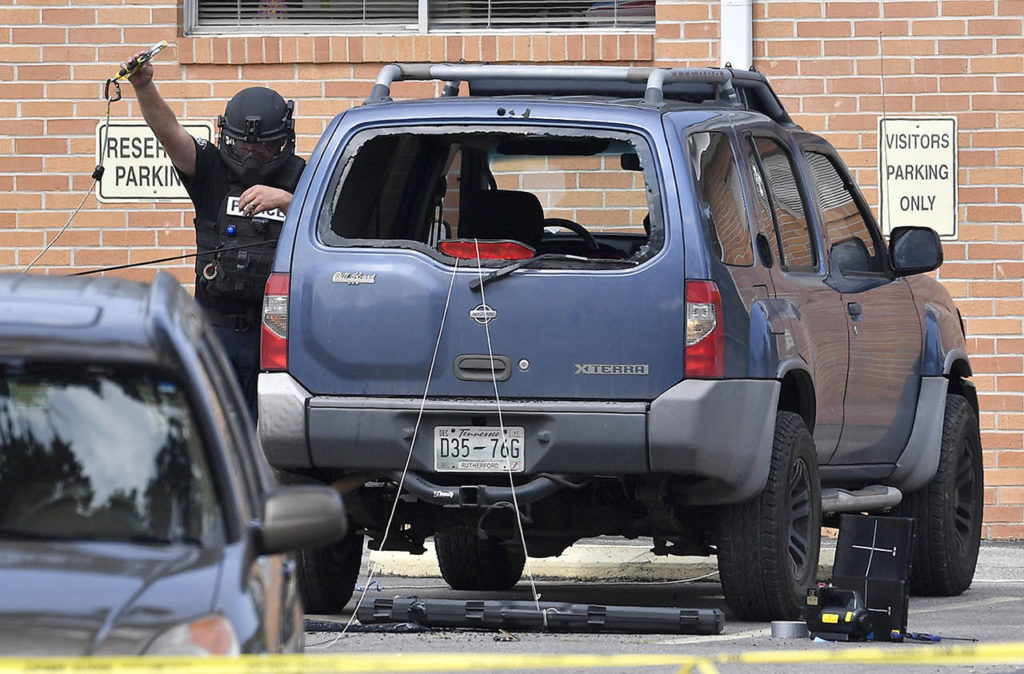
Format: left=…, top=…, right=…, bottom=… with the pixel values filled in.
left=370, top=541, right=837, bottom=581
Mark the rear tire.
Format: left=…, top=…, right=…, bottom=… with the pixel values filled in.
left=296, top=529, right=364, bottom=614
left=435, top=529, right=526, bottom=591
left=717, top=411, right=821, bottom=621
left=892, top=393, right=983, bottom=596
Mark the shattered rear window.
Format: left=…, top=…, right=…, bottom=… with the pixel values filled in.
left=319, top=126, right=662, bottom=264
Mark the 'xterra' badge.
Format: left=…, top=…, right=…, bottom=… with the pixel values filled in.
left=574, top=363, right=650, bottom=375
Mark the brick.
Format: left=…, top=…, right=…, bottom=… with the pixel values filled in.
left=826, top=2, right=878, bottom=19
left=797, top=20, right=852, bottom=38
left=969, top=18, right=1023, bottom=36
left=16, top=174, right=69, bottom=191
left=767, top=2, right=824, bottom=19
left=912, top=19, right=968, bottom=36
left=942, top=0, right=995, bottom=15
left=968, top=318, right=1022, bottom=335
left=914, top=57, right=970, bottom=74
left=996, top=487, right=1024, bottom=503
left=994, top=264, right=1024, bottom=282
left=882, top=2, right=938, bottom=18
left=74, top=248, right=131, bottom=267
left=12, top=26, right=67, bottom=44
left=983, top=504, right=1024, bottom=521
left=980, top=394, right=1024, bottom=412
left=987, top=524, right=1024, bottom=539
left=941, top=76, right=995, bottom=93
left=823, top=39, right=879, bottom=56
left=853, top=19, right=910, bottom=37
left=967, top=205, right=1022, bottom=223
left=939, top=39, right=998, bottom=56
left=856, top=57, right=913, bottom=75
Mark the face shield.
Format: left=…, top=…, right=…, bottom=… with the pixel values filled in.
left=221, top=136, right=287, bottom=164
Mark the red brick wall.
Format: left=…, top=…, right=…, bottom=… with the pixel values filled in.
left=3, top=0, right=1022, bottom=536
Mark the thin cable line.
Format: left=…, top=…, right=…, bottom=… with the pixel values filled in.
left=473, top=240, right=545, bottom=626
left=22, top=182, right=96, bottom=272
left=312, top=257, right=461, bottom=648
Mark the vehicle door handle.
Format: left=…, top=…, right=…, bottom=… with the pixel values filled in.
left=847, top=302, right=862, bottom=317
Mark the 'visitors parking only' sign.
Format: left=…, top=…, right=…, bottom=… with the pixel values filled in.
left=877, top=116, right=958, bottom=239
left=95, top=120, right=214, bottom=203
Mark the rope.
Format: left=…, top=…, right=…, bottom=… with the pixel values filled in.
left=314, top=257, right=462, bottom=648
left=22, top=181, right=97, bottom=272
left=473, top=239, right=546, bottom=626
left=67, top=239, right=276, bottom=277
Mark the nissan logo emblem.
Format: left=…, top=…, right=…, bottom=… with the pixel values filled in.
left=470, top=304, right=497, bottom=325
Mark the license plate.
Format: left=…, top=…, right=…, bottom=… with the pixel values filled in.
left=433, top=426, right=525, bottom=472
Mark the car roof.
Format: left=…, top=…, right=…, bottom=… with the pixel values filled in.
left=0, top=271, right=201, bottom=368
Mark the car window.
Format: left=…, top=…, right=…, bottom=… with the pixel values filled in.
left=688, top=131, right=754, bottom=266
left=806, top=151, right=885, bottom=276
left=319, top=126, right=660, bottom=263
left=0, top=363, right=221, bottom=545
left=747, top=136, right=817, bottom=271
left=195, top=333, right=268, bottom=513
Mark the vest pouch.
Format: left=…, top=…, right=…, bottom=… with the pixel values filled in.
left=201, top=216, right=282, bottom=301
left=194, top=217, right=221, bottom=281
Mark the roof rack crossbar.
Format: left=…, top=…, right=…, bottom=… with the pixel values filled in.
left=365, top=63, right=740, bottom=107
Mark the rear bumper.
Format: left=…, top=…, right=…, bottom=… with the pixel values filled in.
left=258, top=373, right=778, bottom=505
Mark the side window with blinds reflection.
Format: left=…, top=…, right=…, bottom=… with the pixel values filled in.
left=806, top=151, right=885, bottom=276
left=689, top=131, right=754, bottom=266
left=747, top=136, right=818, bottom=271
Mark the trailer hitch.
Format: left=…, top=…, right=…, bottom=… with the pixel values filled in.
left=392, top=471, right=584, bottom=507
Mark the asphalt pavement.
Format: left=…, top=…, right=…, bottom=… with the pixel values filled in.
left=303, top=538, right=1024, bottom=673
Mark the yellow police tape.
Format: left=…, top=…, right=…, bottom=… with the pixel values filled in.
left=1, top=642, right=1024, bottom=673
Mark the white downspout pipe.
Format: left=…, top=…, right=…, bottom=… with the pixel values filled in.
left=720, top=0, right=753, bottom=69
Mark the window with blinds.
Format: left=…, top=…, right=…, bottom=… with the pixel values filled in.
left=188, top=0, right=654, bottom=32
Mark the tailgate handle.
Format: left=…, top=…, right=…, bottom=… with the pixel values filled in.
left=455, top=354, right=511, bottom=382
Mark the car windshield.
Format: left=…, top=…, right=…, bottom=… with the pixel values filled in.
left=0, top=363, right=221, bottom=544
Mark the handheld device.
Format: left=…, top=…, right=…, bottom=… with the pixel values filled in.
left=117, top=40, right=169, bottom=80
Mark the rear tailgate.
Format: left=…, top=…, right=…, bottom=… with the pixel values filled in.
left=289, top=248, right=684, bottom=400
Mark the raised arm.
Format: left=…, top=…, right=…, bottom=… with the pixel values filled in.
left=122, top=53, right=197, bottom=178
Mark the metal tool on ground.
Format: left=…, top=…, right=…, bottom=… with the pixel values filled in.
left=357, top=597, right=726, bottom=635
left=804, top=514, right=915, bottom=642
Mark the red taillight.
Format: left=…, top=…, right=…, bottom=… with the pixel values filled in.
left=684, top=280, right=723, bottom=378
left=438, top=240, right=534, bottom=260
left=261, top=272, right=289, bottom=371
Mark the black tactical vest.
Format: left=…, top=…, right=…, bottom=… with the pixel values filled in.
left=194, top=155, right=304, bottom=302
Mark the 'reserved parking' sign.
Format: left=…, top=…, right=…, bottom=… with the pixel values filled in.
left=95, top=120, right=214, bottom=203
left=877, top=116, right=958, bottom=239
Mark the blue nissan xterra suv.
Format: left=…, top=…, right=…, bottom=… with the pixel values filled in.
left=258, top=64, right=982, bottom=621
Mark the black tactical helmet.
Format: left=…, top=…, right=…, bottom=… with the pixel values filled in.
left=217, top=87, right=295, bottom=186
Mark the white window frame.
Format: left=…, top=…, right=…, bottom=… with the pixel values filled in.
left=184, top=0, right=655, bottom=35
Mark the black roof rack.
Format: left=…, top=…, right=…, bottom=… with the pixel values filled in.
left=364, top=63, right=796, bottom=127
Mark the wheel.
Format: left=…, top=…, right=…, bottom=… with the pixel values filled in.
left=542, top=218, right=599, bottom=251
left=717, top=411, right=821, bottom=621
left=296, top=528, right=364, bottom=614
left=892, top=393, right=983, bottom=596
left=435, top=529, right=526, bottom=590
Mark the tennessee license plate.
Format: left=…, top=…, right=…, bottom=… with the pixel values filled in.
left=433, top=426, right=524, bottom=472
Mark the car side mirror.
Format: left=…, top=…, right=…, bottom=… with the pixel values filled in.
left=257, top=485, right=347, bottom=555
left=889, top=226, right=943, bottom=277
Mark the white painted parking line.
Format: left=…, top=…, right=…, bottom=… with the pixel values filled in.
left=910, top=595, right=1020, bottom=615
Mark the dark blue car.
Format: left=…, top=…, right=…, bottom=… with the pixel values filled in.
left=0, top=272, right=345, bottom=654
left=258, top=64, right=983, bottom=621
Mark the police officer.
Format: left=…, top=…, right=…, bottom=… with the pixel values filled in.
left=123, top=52, right=305, bottom=417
